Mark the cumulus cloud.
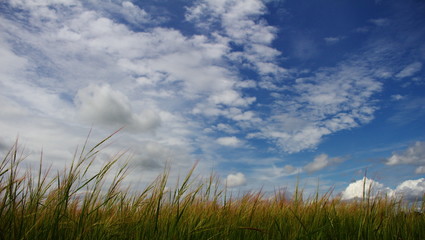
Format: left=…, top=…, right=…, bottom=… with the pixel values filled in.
left=394, top=178, right=425, bottom=201
left=303, top=154, right=342, bottom=173
left=225, top=172, right=247, bottom=187
left=342, top=177, right=425, bottom=201
left=395, top=62, right=422, bottom=78
left=216, top=136, right=241, bottom=147
left=386, top=141, right=425, bottom=174
left=341, top=177, right=393, bottom=200
left=75, top=84, right=161, bottom=133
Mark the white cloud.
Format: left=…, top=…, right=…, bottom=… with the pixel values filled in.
left=395, top=62, right=422, bottom=78
left=0, top=39, right=28, bottom=75
left=216, top=136, right=241, bottom=147
left=75, top=84, right=161, bottom=133
left=225, top=172, right=247, bottom=187
left=209, top=90, right=256, bottom=107
left=256, top=154, right=341, bottom=180
left=2, top=0, right=386, bottom=156
left=251, top=51, right=383, bottom=153
left=386, top=142, right=425, bottom=174
left=256, top=164, right=302, bottom=180
left=1, top=0, right=422, bottom=194
left=303, top=154, right=341, bottom=173
left=1, top=0, right=258, bottom=137
left=394, top=178, right=425, bottom=201
left=130, top=141, right=193, bottom=170
left=342, top=177, right=425, bottom=201
left=186, top=0, right=286, bottom=77
left=1, top=0, right=217, bottom=188
left=216, top=123, right=239, bottom=134
left=120, top=1, right=151, bottom=25
left=341, top=177, right=393, bottom=200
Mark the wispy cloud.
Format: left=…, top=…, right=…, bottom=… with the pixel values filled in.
left=324, top=36, right=344, bottom=45
left=388, top=97, right=425, bottom=125
left=186, top=0, right=286, bottom=77
left=255, top=153, right=342, bottom=181
left=386, top=141, right=425, bottom=174
left=250, top=56, right=383, bottom=153
left=303, top=154, right=342, bottom=173
left=391, top=94, right=404, bottom=101
left=395, top=62, right=422, bottom=79
left=255, top=164, right=302, bottom=180
left=369, top=18, right=390, bottom=27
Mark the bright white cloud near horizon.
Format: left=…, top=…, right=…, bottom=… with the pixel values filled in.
left=0, top=0, right=424, bottom=198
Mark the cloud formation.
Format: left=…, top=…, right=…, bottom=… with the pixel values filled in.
left=341, top=177, right=425, bottom=201
left=0, top=0, right=392, bottom=157
left=250, top=57, right=382, bottom=153
left=394, top=178, right=425, bottom=201
left=256, top=164, right=302, bottom=180
left=75, top=84, right=161, bottom=133
left=216, top=136, right=241, bottom=147
left=1, top=0, right=424, bottom=195
left=395, top=62, right=422, bottom=79
left=225, top=172, right=247, bottom=187
left=341, top=177, right=393, bottom=200
left=186, top=0, right=285, bottom=77
left=386, top=141, right=425, bottom=174
left=303, top=154, right=342, bottom=173
left=256, top=153, right=341, bottom=180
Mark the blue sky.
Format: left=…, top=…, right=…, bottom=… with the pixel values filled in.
left=0, top=0, right=424, bottom=199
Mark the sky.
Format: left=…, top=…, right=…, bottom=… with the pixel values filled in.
left=0, top=0, right=424, bottom=200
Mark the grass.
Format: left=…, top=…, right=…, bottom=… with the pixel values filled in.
left=0, top=133, right=424, bottom=239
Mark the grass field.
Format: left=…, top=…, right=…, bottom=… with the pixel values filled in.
left=1, top=133, right=424, bottom=240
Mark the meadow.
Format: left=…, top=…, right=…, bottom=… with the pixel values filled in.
left=1, top=133, right=424, bottom=240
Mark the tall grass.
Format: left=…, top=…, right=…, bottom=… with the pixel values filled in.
left=0, top=134, right=424, bottom=239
